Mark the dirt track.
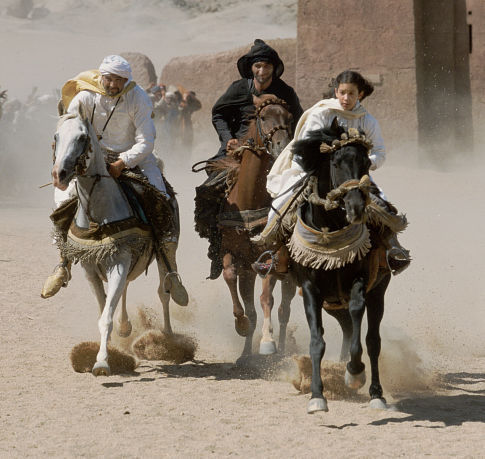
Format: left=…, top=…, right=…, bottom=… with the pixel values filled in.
left=1, top=160, right=485, bottom=457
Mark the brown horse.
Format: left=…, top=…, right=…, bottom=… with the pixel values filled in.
left=215, top=94, right=297, bottom=360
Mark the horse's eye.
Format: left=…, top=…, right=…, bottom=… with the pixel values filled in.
left=261, top=116, right=265, bottom=121
left=54, top=134, right=58, bottom=141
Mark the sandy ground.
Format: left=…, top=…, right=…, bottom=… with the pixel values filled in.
left=1, top=156, right=485, bottom=457
left=1, top=1, right=485, bottom=457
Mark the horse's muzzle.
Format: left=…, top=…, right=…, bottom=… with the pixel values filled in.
left=52, top=166, right=69, bottom=191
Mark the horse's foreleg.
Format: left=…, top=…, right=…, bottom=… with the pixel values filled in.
left=117, top=285, right=132, bottom=338
left=222, top=253, right=249, bottom=337
left=156, top=257, right=172, bottom=334
left=366, top=275, right=390, bottom=409
left=277, top=274, right=297, bottom=355
left=301, top=276, right=328, bottom=413
left=93, top=254, right=130, bottom=376
left=83, top=264, right=106, bottom=315
left=238, top=269, right=257, bottom=357
left=259, top=274, right=278, bottom=355
left=345, top=276, right=367, bottom=390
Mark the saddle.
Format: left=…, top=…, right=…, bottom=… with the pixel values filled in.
left=50, top=168, right=178, bottom=263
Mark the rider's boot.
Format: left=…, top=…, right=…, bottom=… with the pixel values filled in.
left=385, top=233, right=411, bottom=275
left=162, top=241, right=189, bottom=306
left=251, top=245, right=289, bottom=278
left=41, top=257, right=71, bottom=299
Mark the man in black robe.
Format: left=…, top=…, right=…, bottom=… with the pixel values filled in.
left=211, top=39, right=303, bottom=159
left=196, top=39, right=303, bottom=279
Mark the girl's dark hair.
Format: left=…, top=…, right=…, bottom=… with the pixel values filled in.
left=334, top=70, right=374, bottom=101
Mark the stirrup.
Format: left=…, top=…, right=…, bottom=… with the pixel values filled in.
left=251, top=250, right=277, bottom=278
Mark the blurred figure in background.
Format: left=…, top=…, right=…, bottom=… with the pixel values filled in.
left=179, top=90, right=201, bottom=153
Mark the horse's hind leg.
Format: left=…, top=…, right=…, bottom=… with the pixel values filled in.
left=93, top=254, right=130, bottom=376
left=345, top=276, right=367, bottom=390
left=277, top=274, right=297, bottom=355
left=117, top=285, right=132, bottom=338
left=366, top=275, right=391, bottom=409
left=325, top=308, right=352, bottom=362
left=156, top=257, right=173, bottom=334
left=238, top=269, right=257, bottom=357
left=259, top=274, right=277, bottom=355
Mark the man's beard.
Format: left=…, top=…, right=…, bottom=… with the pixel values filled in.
left=105, top=88, right=121, bottom=96
left=255, top=75, right=272, bottom=85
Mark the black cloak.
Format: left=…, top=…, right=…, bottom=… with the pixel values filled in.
left=211, top=40, right=303, bottom=158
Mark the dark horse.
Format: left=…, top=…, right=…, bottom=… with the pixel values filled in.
left=212, top=94, right=298, bottom=360
left=291, top=121, right=398, bottom=413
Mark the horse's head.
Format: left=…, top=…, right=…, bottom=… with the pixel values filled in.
left=293, top=118, right=372, bottom=225
left=51, top=105, right=92, bottom=190
left=252, top=94, right=293, bottom=157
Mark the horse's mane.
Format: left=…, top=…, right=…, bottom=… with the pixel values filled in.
left=207, top=154, right=240, bottom=174
left=292, top=127, right=337, bottom=172
left=56, top=112, right=78, bottom=129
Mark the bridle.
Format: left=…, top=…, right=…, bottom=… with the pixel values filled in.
left=254, top=97, right=292, bottom=158
left=309, top=133, right=374, bottom=210
left=52, top=116, right=112, bottom=225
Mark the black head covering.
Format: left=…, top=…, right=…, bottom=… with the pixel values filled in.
left=237, top=39, right=284, bottom=79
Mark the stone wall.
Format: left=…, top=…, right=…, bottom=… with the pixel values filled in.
left=160, top=39, right=297, bottom=131
left=467, top=0, right=485, bottom=145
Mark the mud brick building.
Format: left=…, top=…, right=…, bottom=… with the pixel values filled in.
left=296, top=0, right=483, bottom=160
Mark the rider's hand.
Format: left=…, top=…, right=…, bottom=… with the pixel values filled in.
left=226, top=139, right=239, bottom=151
left=109, top=159, right=126, bottom=178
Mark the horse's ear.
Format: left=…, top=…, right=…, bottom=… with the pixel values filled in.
left=330, top=116, right=339, bottom=135
left=57, top=99, right=65, bottom=116
left=252, top=94, right=262, bottom=105
left=77, top=103, right=87, bottom=121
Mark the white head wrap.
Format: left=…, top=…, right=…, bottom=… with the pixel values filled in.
left=99, top=55, right=132, bottom=81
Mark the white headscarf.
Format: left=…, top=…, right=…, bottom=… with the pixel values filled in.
left=99, top=55, right=132, bottom=82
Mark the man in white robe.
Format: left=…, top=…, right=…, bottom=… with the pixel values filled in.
left=42, top=55, right=185, bottom=299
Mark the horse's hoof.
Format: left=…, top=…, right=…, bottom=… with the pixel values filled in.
left=307, top=397, right=328, bottom=414
left=234, top=315, right=250, bottom=337
left=117, top=320, right=132, bottom=338
left=92, top=360, right=111, bottom=377
left=259, top=340, right=277, bottom=355
left=345, top=368, right=366, bottom=389
left=369, top=398, right=388, bottom=410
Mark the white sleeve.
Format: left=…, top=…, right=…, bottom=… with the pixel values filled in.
left=119, top=89, right=156, bottom=169
left=363, top=114, right=386, bottom=170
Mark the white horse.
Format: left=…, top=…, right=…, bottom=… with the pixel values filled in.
left=51, top=105, right=188, bottom=376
